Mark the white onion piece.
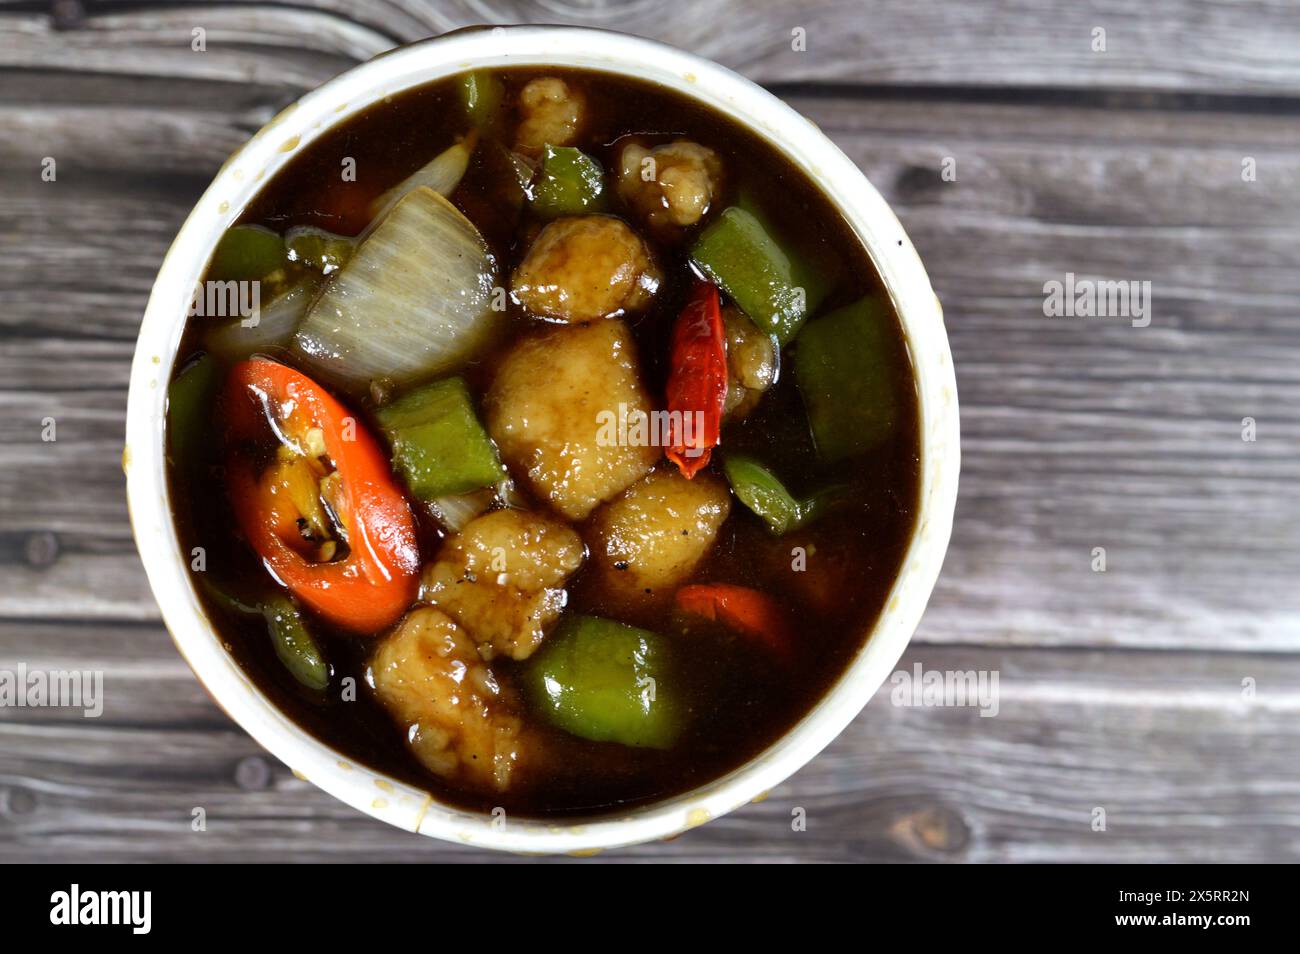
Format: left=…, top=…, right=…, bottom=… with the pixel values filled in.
left=290, top=186, right=499, bottom=395
left=508, top=150, right=537, bottom=198
left=368, top=131, right=477, bottom=224
left=428, top=487, right=496, bottom=533
left=202, top=278, right=317, bottom=362
left=496, top=477, right=528, bottom=510
left=428, top=478, right=528, bottom=534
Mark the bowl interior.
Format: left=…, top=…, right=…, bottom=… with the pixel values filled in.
left=125, top=25, right=959, bottom=853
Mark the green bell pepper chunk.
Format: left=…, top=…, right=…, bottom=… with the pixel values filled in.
left=524, top=615, right=680, bottom=749
left=262, top=595, right=330, bottom=691
left=690, top=202, right=830, bottom=345
left=199, top=580, right=329, bottom=692
left=722, top=453, right=849, bottom=535
left=373, top=377, right=503, bottom=499
left=285, top=226, right=354, bottom=275
left=530, top=145, right=606, bottom=218
left=166, top=353, right=218, bottom=470
left=794, top=295, right=898, bottom=462
left=459, top=70, right=504, bottom=129
left=722, top=454, right=804, bottom=535
left=199, top=577, right=261, bottom=617
left=209, top=225, right=286, bottom=283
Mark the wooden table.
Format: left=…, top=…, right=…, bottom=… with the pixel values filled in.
left=2, top=0, right=1298, bottom=863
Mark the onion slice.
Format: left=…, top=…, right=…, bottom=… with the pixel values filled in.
left=367, top=131, right=478, bottom=224
left=202, top=278, right=318, bottom=363
left=428, top=488, right=496, bottom=533
left=290, top=186, right=500, bottom=395
left=429, top=478, right=527, bottom=534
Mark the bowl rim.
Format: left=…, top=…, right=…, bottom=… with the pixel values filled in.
left=125, top=24, right=960, bottom=854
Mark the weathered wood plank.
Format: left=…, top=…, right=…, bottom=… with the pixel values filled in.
left=3, top=92, right=1298, bottom=651
left=2, top=0, right=1299, bottom=866
left=3, top=640, right=1298, bottom=862
left=0, top=4, right=383, bottom=88
left=7, top=0, right=1300, bottom=96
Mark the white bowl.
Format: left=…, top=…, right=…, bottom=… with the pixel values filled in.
left=125, top=25, right=960, bottom=854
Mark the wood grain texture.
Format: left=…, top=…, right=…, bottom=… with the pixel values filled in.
left=8, top=0, right=1300, bottom=95
left=1, top=0, right=1298, bottom=862
left=3, top=639, right=1297, bottom=862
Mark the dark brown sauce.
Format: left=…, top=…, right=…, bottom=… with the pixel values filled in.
left=168, top=68, right=921, bottom=817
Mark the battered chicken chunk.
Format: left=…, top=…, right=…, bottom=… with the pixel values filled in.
left=515, top=77, right=585, bottom=158
left=722, top=304, right=778, bottom=420
left=511, top=215, right=661, bottom=322
left=618, top=140, right=724, bottom=237
left=486, top=320, right=661, bottom=520
left=420, top=508, right=585, bottom=661
left=590, top=467, right=732, bottom=602
left=369, top=607, right=525, bottom=792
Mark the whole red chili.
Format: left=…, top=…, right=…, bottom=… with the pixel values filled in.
left=665, top=281, right=727, bottom=478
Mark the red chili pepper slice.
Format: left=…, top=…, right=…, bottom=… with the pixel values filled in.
left=223, top=358, right=420, bottom=633
left=665, top=281, right=727, bottom=479
left=675, top=583, right=793, bottom=653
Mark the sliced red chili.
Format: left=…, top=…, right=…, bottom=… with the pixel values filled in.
left=665, top=281, right=727, bottom=479
left=675, top=583, right=793, bottom=653
left=223, top=358, right=420, bottom=633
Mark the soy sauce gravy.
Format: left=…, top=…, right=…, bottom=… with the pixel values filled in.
left=167, top=69, right=921, bottom=817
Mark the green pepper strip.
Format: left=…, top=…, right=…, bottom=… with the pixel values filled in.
left=261, top=595, right=330, bottom=692
left=690, top=201, right=831, bottom=345
left=530, top=145, right=607, bottom=218
left=372, top=377, right=503, bottom=500
left=722, top=453, right=846, bottom=536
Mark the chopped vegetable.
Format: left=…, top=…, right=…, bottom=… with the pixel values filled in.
left=262, top=594, right=330, bottom=691
left=721, top=453, right=804, bottom=535
left=166, top=353, right=219, bottom=469
left=524, top=615, right=679, bottom=748
left=198, top=576, right=261, bottom=618
left=291, top=186, right=499, bottom=396
left=675, top=583, right=792, bottom=653
left=428, top=487, right=496, bottom=533
left=665, top=281, right=727, bottom=478
left=202, top=277, right=318, bottom=363
left=459, top=71, right=504, bottom=129
left=425, top=475, right=528, bottom=532
left=224, top=358, right=420, bottom=632
left=199, top=580, right=329, bottom=690
left=373, top=377, right=504, bottom=500
left=530, top=145, right=606, bottom=218
left=368, top=132, right=478, bottom=223
left=799, top=482, right=852, bottom=524
left=474, top=142, right=536, bottom=219
left=690, top=202, right=829, bottom=344
left=208, top=225, right=286, bottom=283
left=794, top=295, right=897, bottom=462
left=722, top=453, right=849, bottom=535
left=285, top=226, right=355, bottom=275
left=507, top=150, right=536, bottom=194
